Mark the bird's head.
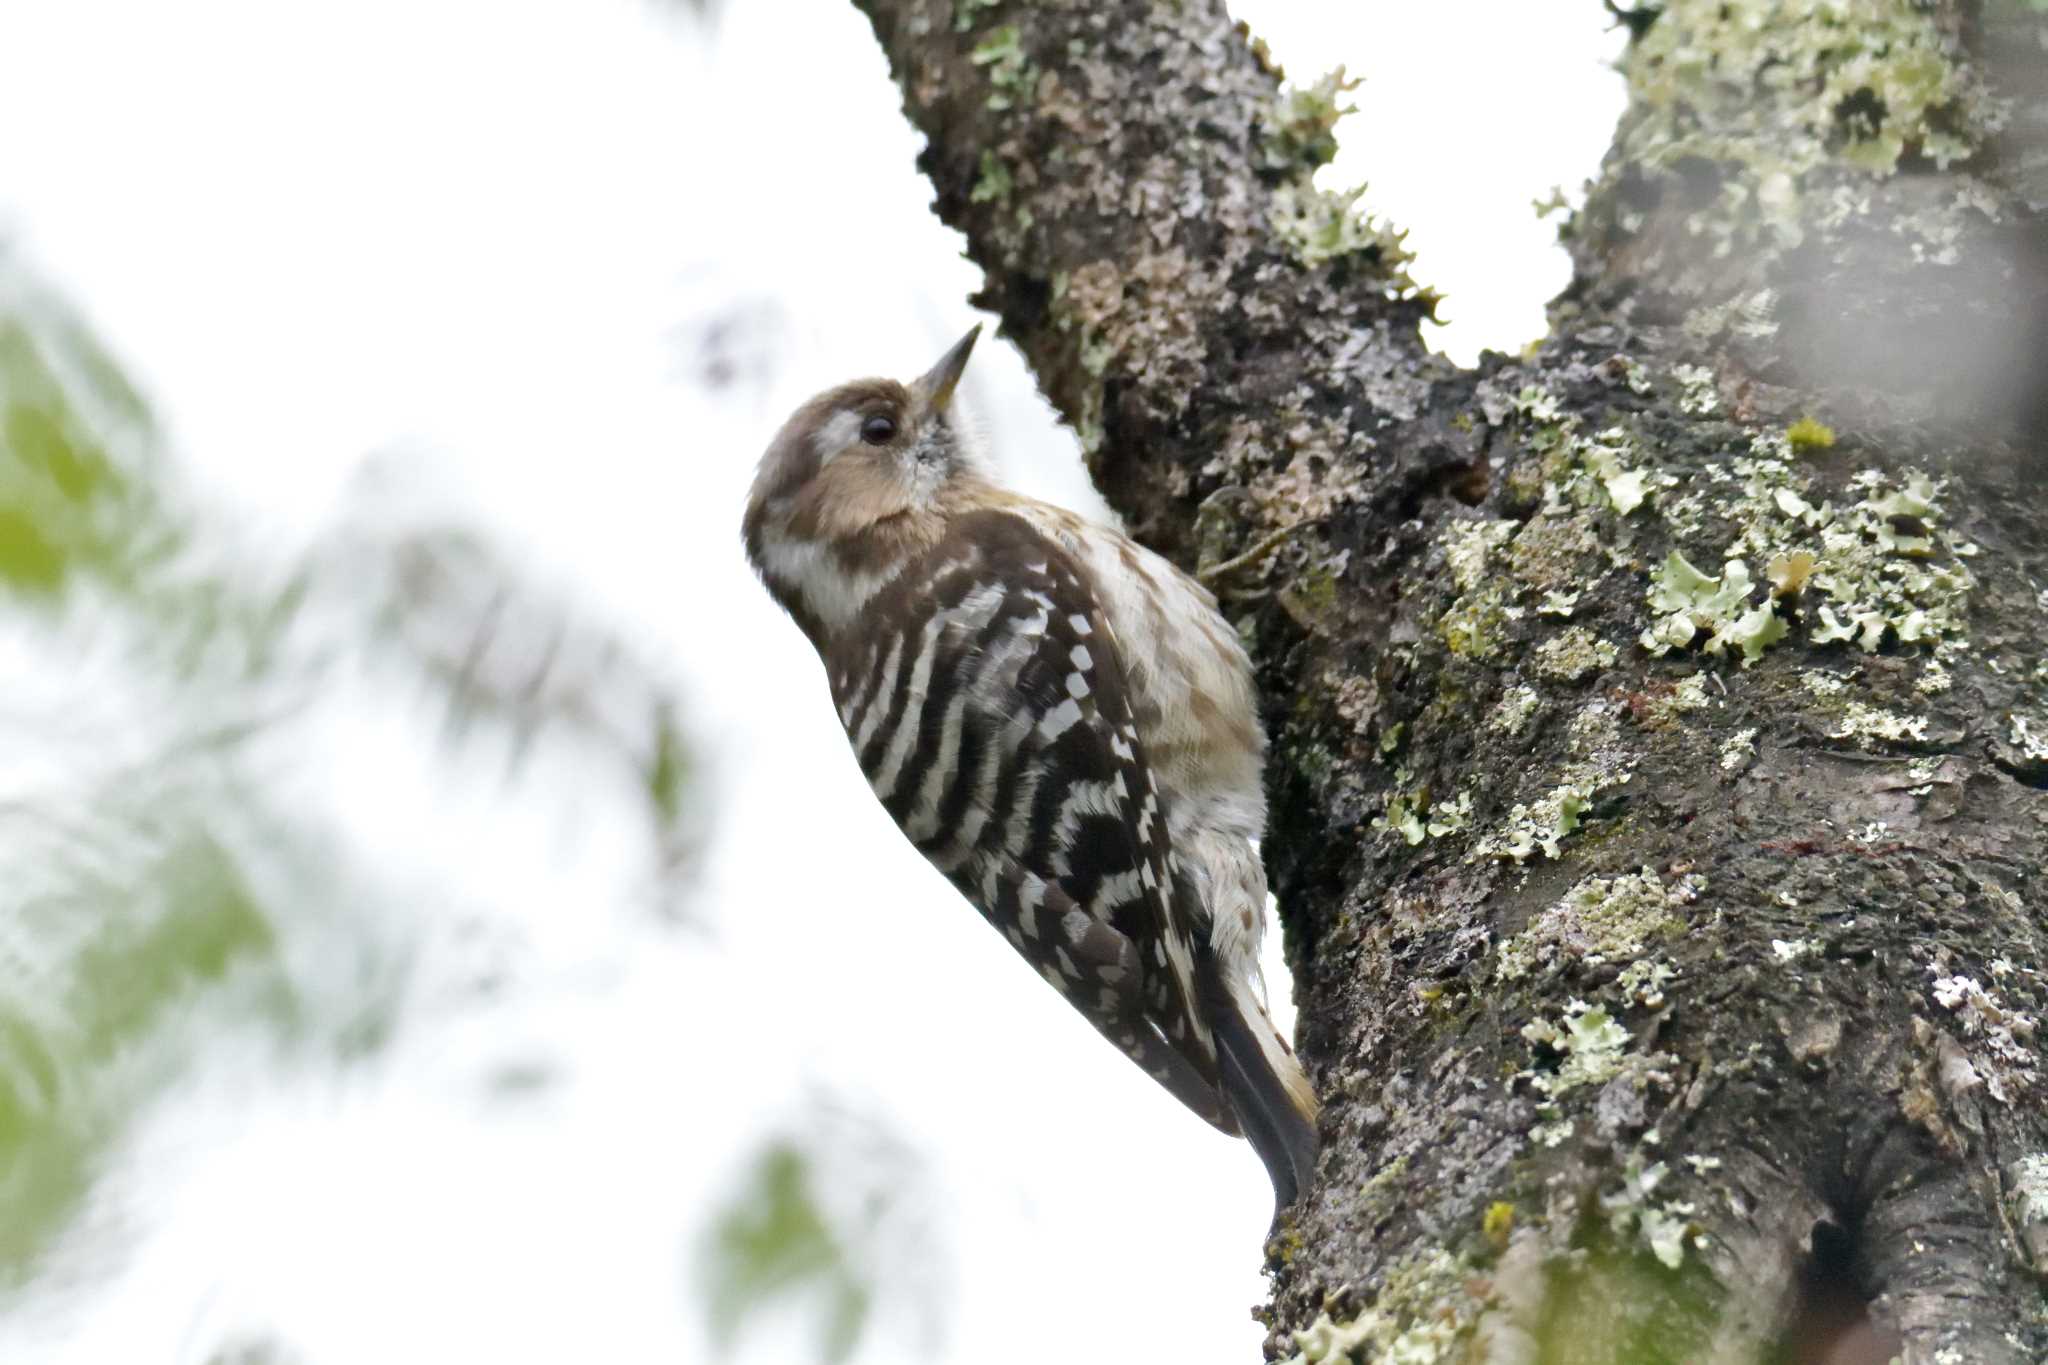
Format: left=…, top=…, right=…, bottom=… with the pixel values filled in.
left=743, top=326, right=987, bottom=642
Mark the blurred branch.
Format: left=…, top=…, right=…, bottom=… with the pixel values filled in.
left=324, top=506, right=706, bottom=912
left=0, top=791, right=285, bottom=1279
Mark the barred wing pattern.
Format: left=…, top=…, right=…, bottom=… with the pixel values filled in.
left=824, top=508, right=1234, bottom=1133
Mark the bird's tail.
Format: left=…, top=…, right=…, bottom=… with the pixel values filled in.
left=1197, top=946, right=1320, bottom=1212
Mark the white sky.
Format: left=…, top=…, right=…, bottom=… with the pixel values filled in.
left=0, top=1, right=1624, bottom=1361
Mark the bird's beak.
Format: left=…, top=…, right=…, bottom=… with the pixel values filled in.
left=912, top=325, right=981, bottom=413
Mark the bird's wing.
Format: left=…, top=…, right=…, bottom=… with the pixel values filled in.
left=825, top=508, right=1232, bottom=1132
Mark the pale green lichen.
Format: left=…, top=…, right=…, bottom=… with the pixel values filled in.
left=1639, top=673, right=1718, bottom=731
left=1377, top=721, right=1407, bottom=758
left=1271, top=183, right=1419, bottom=291
left=1618, top=958, right=1677, bottom=1009
left=1374, top=794, right=1428, bottom=847
left=1360, top=1153, right=1411, bottom=1205
left=1426, top=790, right=1473, bottom=839
left=1286, top=1312, right=1377, bottom=1365
left=1672, top=674, right=1714, bottom=710
left=1376, top=787, right=1475, bottom=847
left=1719, top=727, right=1758, bottom=770
left=1247, top=57, right=1431, bottom=297
left=1522, top=1000, right=1631, bottom=1094
left=1673, top=364, right=1719, bottom=416
left=1496, top=868, right=1698, bottom=981
left=1488, top=685, right=1540, bottom=736
left=1534, top=626, right=1619, bottom=682
left=1763, top=463, right=1975, bottom=655
left=1457, top=403, right=1676, bottom=673
left=1802, top=669, right=1849, bottom=699
left=1442, top=518, right=1518, bottom=593
left=1440, top=588, right=1513, bottom=661
left=1573, top=426, right=1658, bottom=515
left=1476, top=780, right=1595, bottom=864
left=1531, top=415, right=1673, bottom=522
left=951, top=0, right=1000, bottom=31
left=1602, top=1157, right=1701, bottom=1270
left=1768, top=549, right=1817, bottom=596
left=969, top=25, right=1033, bottom=112
left=2015, top=1154, right=2048, bottom=1224
left=1640, top=551, right=1789, bottom=665
left=1260, top=68, right=1357, bottom=173
left=1512, top=383, right=1568, bottom=427
left=2010, top=713, right=2048, bottom=762
left=1510, top=504, right=1614, bottom=599
left=969, top=149, right=1013, bottom=204
left=1281, top=550, right=1350, bottom=631
left=1894, top=193, right=1978, bottom=265
left=1772, top=937, right=1819, bottom=962
left=1831, top=700, right=1929, bottom=745
left=1567, top=699, right=1623, bottom=753
left=1282, top=1250, right=1478, bottom=1365
left=1620, top=0, right=1985, bottom=256
left=1477, top=721, right=1634, bottom=864
left=1048, top=263, right=1124, bottom=389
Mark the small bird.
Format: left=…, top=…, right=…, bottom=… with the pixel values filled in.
left=742, top=327, right=1319, bottom=1208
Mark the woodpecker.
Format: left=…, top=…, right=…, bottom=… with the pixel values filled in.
left=742, top=327, right=1319, bottom=1208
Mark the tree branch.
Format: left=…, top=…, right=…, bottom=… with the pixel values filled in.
left=851, top=3, right=2048, bottom=1360
left=1568, top=0, right=2048, bottom=444
left=852, top=0, right=1451, bottom=552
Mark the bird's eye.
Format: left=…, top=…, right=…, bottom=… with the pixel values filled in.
left=860, top=415, right=897, bottom=445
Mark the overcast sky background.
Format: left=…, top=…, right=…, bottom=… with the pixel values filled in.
left=0, top=2, right=1625, bottom=1361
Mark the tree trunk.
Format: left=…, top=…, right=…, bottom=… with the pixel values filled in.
left=850, top=1, right=2048, bottom=1359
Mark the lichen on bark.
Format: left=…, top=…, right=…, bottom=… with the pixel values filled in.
left=850, top=0, right=2048, bottom=1359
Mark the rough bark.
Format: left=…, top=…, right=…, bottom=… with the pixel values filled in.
left=852, top=0, right=2048, bottom=1359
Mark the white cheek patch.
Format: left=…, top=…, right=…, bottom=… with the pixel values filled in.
left=756, top=533, right=904, bottom=634
left=811, top=409, right=865, bottom=467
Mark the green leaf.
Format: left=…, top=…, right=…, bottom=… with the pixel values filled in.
left=699, top=1143, right=874, bottom=1364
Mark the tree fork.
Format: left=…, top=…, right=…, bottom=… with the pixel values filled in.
left=852, top=0, right=2048, bottom=1359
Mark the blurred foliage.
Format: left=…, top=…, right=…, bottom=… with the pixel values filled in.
left=697, top=1099, right=946, bottom=1365
left=0, top=812, right=283, bottom=1273
left=0, top=253, right=703, bottom=1305
left=0, top=289, right=170, bottom=598
left=702, top=1143, right=873, bottom=1363
left=0, top=265, right=283, bottom=1287
left=0, top=251, right=940, bottom=1365
left=332, top=511, right=705, bottom=909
